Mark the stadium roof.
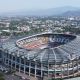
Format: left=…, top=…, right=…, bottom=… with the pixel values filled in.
left=1, top=34, right=80, bottom=65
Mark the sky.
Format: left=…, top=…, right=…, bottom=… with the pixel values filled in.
left=0, top=0, right=80, bottom=13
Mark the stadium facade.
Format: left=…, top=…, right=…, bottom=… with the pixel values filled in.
left=0, top=32, right=80, bottom=80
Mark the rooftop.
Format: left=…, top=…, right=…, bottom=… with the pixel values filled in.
left=0, top=33, right=80, bottom=65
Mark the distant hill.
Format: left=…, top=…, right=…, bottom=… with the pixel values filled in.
left=61, top=10, right=80, bottom=16
left=0, top=6, right=79, bottom=17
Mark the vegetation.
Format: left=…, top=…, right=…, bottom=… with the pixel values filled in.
left=48, top=78, right=63, bottom=80
left=0, top=77, right=5, bottom=80
left=0, top=73, right=5, bottom=80
left=1, top=31, right=10, bottom=36
left=62, top=26, right=80, bottom=34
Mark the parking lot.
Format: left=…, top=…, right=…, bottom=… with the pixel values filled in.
left=4, top=74, right=22, bottom=80
left=0, top=70, right=23, bottom=80
left=0, top=65, right=28, bottom=80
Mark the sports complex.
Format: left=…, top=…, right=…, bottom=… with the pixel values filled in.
left=0, top=32, right=80, bottom=80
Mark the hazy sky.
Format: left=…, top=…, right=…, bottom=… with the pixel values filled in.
left=0, top=0, right=80, bottom=12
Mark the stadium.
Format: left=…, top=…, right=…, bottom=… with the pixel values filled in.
left=0, top=32, right=80, bottom=80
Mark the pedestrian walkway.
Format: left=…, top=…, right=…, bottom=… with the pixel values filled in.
left=65, top=77, right=80, bottom=80
left=15, top=72, right=37, bottom=80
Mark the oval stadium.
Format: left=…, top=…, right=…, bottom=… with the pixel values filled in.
left=0, top=32, right=80, bottom=80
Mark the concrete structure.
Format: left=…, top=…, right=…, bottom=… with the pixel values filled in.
left=0, top=32, right=80, bottom=80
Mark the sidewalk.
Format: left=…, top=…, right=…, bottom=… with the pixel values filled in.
left=15, top=72, right=38, bottom=80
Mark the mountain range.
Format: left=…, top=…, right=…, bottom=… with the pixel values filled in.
left=0, top=6, right=80, bottom=17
